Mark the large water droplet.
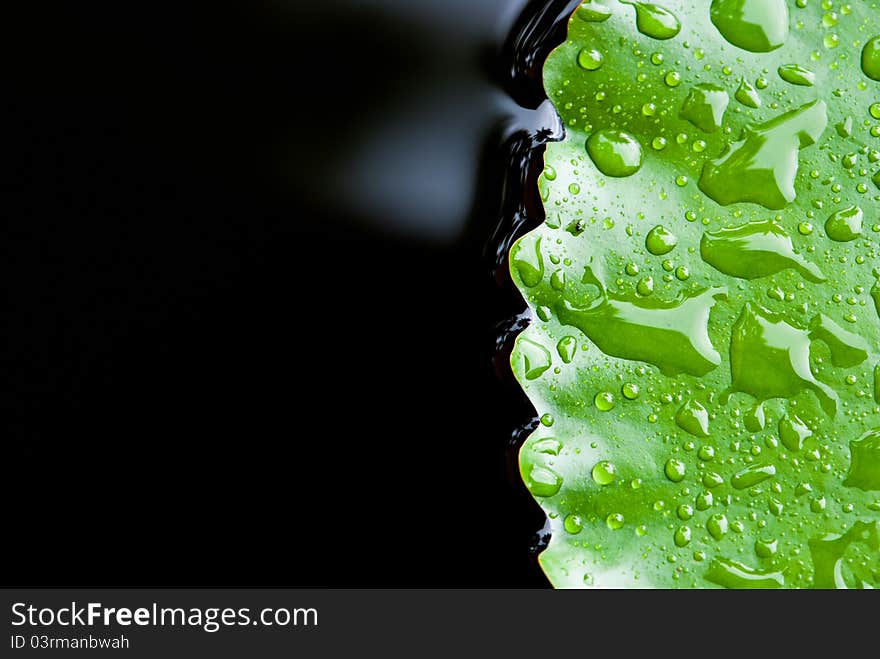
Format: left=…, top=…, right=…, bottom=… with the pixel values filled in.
left=861, top=36, right=880, bottom=82
left=515, top=338, right=552, bottom=380
left=622, top=2, right=681, bottom=40
left=728, top=303, right=838, bottom=417
left=576, top=0, right=613, bottom=22
left=844, top=429, right=880, bottom=491
left=675, top=399, right=710, bottom=437
left=525, top=465, right=562, bottom=497
left=681, top=84, right=729, bottom=133
left=707, top=513, right=729, bottom=539
left=735, top=78, right=762, bottom=108
left=778, top=64, right=815, bottom=87
left=808, top=314, right=868, bottom=367
left=710, top=0, right=788, bottom=53
left=730, top=463, right=776, bottom=489
left=577, top=48, right=605, bottom=71
left=700, top=220, right=825, bottom=283
left=778, top=414, right=811, bottom=452
left=664, top=458, right=687, bottom=482
left=586, top=129, right=643, bottom=177
left=705, top=557, right=785, bottom=588
left=809, top=521, right=880, bottom=588
left=556, top=269, right=726, bottom=376
left=645, top=225, right=678, bottom=255
left=699, top=100, right=827, bottom=210
left=557, top=336, right=578, bottom=363
left=825, top=206, right=863, bottom=242
left=592, top=460, right=617, bottom=485
left=511, top=235, right=544, bottom=287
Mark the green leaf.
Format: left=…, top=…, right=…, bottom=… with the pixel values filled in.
left=511, top=0, right=880, bottom=588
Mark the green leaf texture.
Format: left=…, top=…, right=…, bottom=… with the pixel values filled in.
left=511, top=0, right=880, bottom=588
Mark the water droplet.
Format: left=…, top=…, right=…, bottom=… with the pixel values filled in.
left=710, top=0, right=788, bottom=53
left=778, top=64, right=815, bottom=86
left=525, top=465, right=562, bottom=497
left=516, top=338, right=552, bottom=380
left=798, top=221, right=813, bottom=235
left=706, top=557, right=785, bottom=588
left=871, top=104, right=880, bottom=120
left=594, top=391, right=616, bottom=411
left=703, top=471, right=724, bottom=488
left=556, top=270, right=726, bottom=376
left=675, top=399, right=710, bottom=437
left=592, top=460, right=617, bottom=485
left=622, top=382, right=640, bottom=400
left=532, top=438, right=562, bottom=455
left=674, top=526, right=692, bottom=547
left=557, top=336, right=578, bottom=363
left=664, top=71, right=682, bottom=87
left=677, top=504, right=694, bottom=521
left=512, top=235, right=544, bottom=287
left=779, top=414, right=812, bottom=451
left=844, top=429, right=880, bottom=491
left=735, top=78, right=761, bottom=108
left=681, top=84, right=729, bottom=133
left=753, top=538, right=778, bottom=558
left=707, top=513, right=729, bottom=539
left=810, top=496, right=827, bottom=513
left=699, top=100, right=827, bottom=210
left=564, top=514, right=583, bottom=534
left=825, top=206, right=863, bottom=242
left=586, top=129, right=643, bottom=177
left=622, top=2, right=681, bottom=40
left=652, top=136, right=668, bottom=150
left=665, top=458, right=687, bottom=482
left=645, top=225, right=678, bottom=255
left=576, top=0, right=613, bottom=22
left=698, top=445, right=715, bottom=461
left=731, top=463, right=776, bottom=489
left=577, top=48, right=604, bottom=71
left=696, top=491, right=714, bottom=510
left=540, top=413, right=554, bottom=427
left=862, top=37, right=880, bottom=82
left=606, top=512, right=625, bottom=530
left=636, top=276, right=654, bottom=296
left=729, top=303, right=839, bottom=417
left=700, top=220, right=825, bottom=283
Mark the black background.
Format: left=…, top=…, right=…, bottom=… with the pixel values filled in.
left=7, top=1, right=556, bottom=586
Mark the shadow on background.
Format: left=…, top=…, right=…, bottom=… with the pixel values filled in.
left=5, top=0, right=577, bottom=586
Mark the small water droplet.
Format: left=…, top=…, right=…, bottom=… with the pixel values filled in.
left=591, top=460, right=617, bottom=485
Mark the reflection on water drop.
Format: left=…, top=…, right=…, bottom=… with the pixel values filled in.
left=577, top=48, right=605, bottom=71
left=825, top=206, right=863, bottom=242
left=844, top=429, right=880, bottom=491
left=700, top=220, right=825, bottom=283
left=592, top=460, right=617, bottom=485
left=778, top=64, right=815, bottom=86
left=710, top=0, right=788, bottom=53
left=699, top=100, right=827, bottom=210
left=735, top=78, right=761, bottom=108
left=645, top=225, right=678, bottom=255
left=586, top=129, right=643, bottom=177
left=675, top=399, right=710, bottom=437
left=863, top=37, right=880, bottom=81
left=576, top=0, right=613, bottom=22
left=512, top=235, right=544, bottom=287
left=621, top=2, right=681, bottom=40
left=526, top=465, right=562, bottom=497
left=681, top=84, right=729, bottom=133
left=705, top=557, right=785, bottom=588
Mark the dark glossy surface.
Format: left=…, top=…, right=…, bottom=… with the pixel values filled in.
left=7, top=0, right=571, bottom=586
